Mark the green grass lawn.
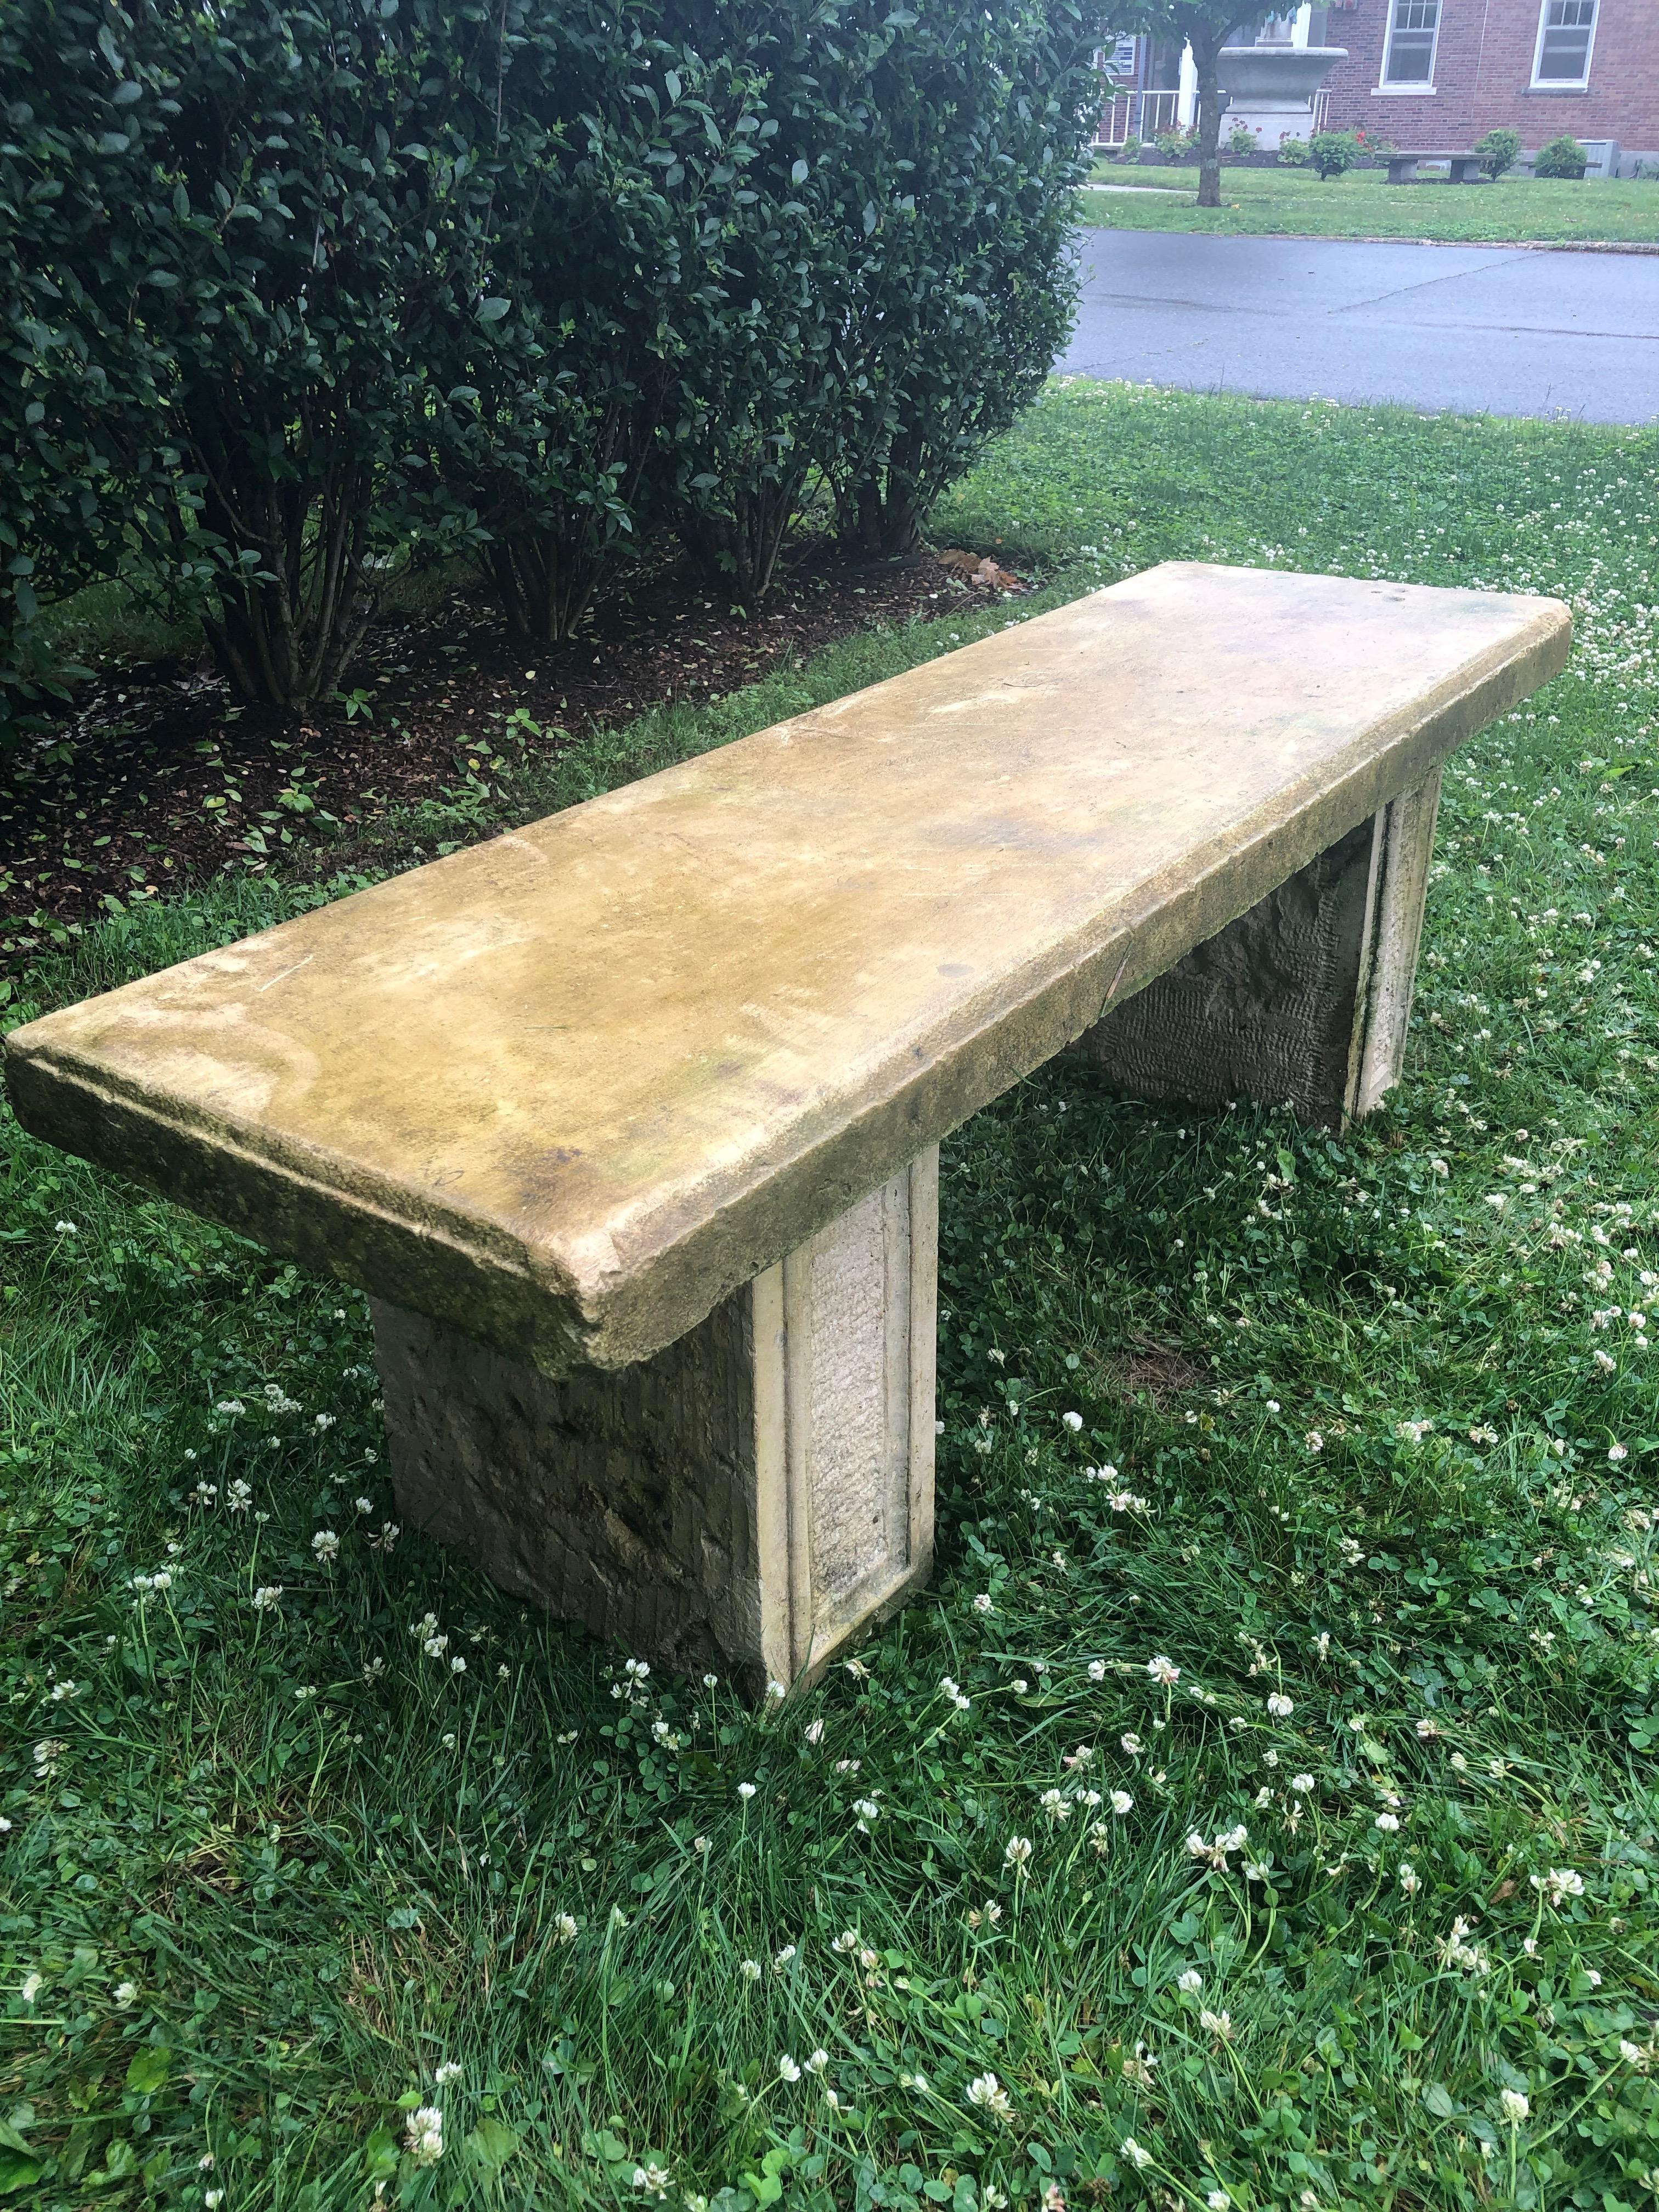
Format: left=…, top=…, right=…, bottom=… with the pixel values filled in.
left=4, top=385, right=1659, bottom=2212
left=1080, top=162, right=1659, bottom=244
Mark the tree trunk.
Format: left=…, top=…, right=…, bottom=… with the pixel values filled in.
left=1193, top=31, right=1226, bottom=210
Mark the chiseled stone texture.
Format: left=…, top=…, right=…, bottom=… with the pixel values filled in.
left=1081, top=769, right=1442, bottom=1128
left=5, top=565, right=1571, bottom=1383
left=375, top=1149, right=937, bottom=1688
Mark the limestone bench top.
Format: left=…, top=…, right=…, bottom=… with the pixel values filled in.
left=7, top=562, right=1568, bottom=1376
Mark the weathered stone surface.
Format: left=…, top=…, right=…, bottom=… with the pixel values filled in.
left=1079, top=769, right=1443, bottom=1127
left=4, top=563, right=1570, bottom=1378
left=376, top=1149, right=936, bottom=1686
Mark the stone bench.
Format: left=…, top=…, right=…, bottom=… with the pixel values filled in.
left=1386, top=150, right=1487, bottom=185
left=5, top=563, right=1568, bottom=1692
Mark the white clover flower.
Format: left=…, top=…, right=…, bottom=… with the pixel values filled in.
left=1062, top=1410, right=1084, bottom=1432
left=973, top=1592, right=994, bottom=1614
left=804, top=1718, right=825, bottom=1745
left=20, top=1972, right=43, bottom=2005
left=1499, top=2090, right=1530, bottom=2125
left=766, top=1680, right=786, bottom=1702
left=1265, top=1692, right=1293, bottom=1719
left=311, top=1530, right=340, bottom=1562
left=854, top=1798, right=881, bottom=1829
left=1147, top=1654, right=1180, bottom=1685
left=1530, top=1867, right=1585, bottom=1905
left=1399, top=1864, right=1419, bottom=1896
left=1199, top=2008, right=1233, bottom=2040
left=831, top=1930, right=859, bottom=1953
left=252, top=1586, right=284, bottom=1612
left=1208, top=2192, right=1231, bottom=2209
left=1038, top=1788, right=1071, bottom=1825
left=434, top=2062, right=462, bottom=2087
left=1178, top=1967, right=1203, bottom=1993
left=777, top=2054, right=802, bottom=2083
left=1111, top=1789, right=1134, bottom=1815
left=1087, top=1658, right=1106, bottom=1683
left=966, top=2070, right=1013, bottom=2120
left=1375, top=1812, right=1401, bottom=1833
left=1120, top=2139, right=1153, bottom=2171
left=1610, top=1442, right=1629, bottom=1463
left=736, top=1781, right=757, bottom=1802
left=404, top=2107, right=444, bottom=2166
left=54, top=1219, right=77, bottom=1235
left=114, top=1979, right=138, bottom=2007
left=555, top=1913, right=579, bottom=1943
left=739, top=1957, right=762, bottom=1981
left=1121, top=1732, right=1143, bottom=1756
left=1004, top=1835, right=1033, bottom=1869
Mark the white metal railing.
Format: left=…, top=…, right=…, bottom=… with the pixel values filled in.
left=1096, top=84, right=1334, bottom=149
left=1094, top=87, right=1182, bottom=145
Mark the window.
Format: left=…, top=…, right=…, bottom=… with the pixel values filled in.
left=1382, top=0, right=1440, bottom=84
left=1534, top=0, right=1596, bottom=83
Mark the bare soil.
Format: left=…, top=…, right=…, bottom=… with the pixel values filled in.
left=1, top=541, right=1021, bottom=968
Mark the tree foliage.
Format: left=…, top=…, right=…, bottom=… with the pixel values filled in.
left=1101, top=0, right=1276, bottom=208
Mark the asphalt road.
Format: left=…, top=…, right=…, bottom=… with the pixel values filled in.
left=1060, top=232, right=1659, bottom=422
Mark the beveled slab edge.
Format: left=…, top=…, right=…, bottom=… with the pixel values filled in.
left=4, top=591, right=1570, bottom=1378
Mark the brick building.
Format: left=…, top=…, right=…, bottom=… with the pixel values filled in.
left=1319, top=0, right=1659, bottom=173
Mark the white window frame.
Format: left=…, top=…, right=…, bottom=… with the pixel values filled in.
left=1532, top=0, right=1598, bottom=87
left=1379, top=0, right=1441, bottom=89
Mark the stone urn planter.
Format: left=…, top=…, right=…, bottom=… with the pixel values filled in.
left=1217, top=30, right=1347, bottom=149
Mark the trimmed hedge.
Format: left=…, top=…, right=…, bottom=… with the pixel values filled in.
left=1, top=0, right=1107, bottom=721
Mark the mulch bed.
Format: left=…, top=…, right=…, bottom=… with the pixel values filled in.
left=1, top=540, right=1023, bottom=969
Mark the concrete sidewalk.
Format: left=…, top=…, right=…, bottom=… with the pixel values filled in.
left=1060, top=233, right=1659, bottom=422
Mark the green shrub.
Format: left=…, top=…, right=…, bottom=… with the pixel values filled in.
left=3, top=0, right=1105, bottom=694
left=424, top=4, right=764, bottom=638
left=1475, top=125, right=1522, bottom=179
left=1118, top=133, right=1143, bottom=161
left=1534, top=133, right=1588, bottom=179
left=821, top=0, right=1108, bottom=560
left=1227, top=122, right=1260, bottom=156
left=0, top=1, right=174, bottom=746
left=122, top=0, right=496, bottom=708
left=1307, top=128, right=1363, bottom=179
left=1155, top=129, right=1197, bottom=160
left=1277, top=134, right=1310, bottom=166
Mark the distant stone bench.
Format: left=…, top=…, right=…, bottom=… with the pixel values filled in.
left=7, top=564, right=1568, bottom=1692
left=1386, top=150, right=1487, bottom=185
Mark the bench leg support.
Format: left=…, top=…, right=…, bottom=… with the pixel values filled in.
left=372, top=1149, right=938, bottom=1695
left=1074, top=771, right=1441, bottom=1128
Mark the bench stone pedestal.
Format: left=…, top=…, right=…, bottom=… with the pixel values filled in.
left=373, top=1149, right=938, bottom=1692
left=1077, top=771, right=1441, bottom=1128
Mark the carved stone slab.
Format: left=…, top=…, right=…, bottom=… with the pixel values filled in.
left=5, top=566, right=1570, bottom=1381
left=374, top=1149, right=936, bottom=1688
